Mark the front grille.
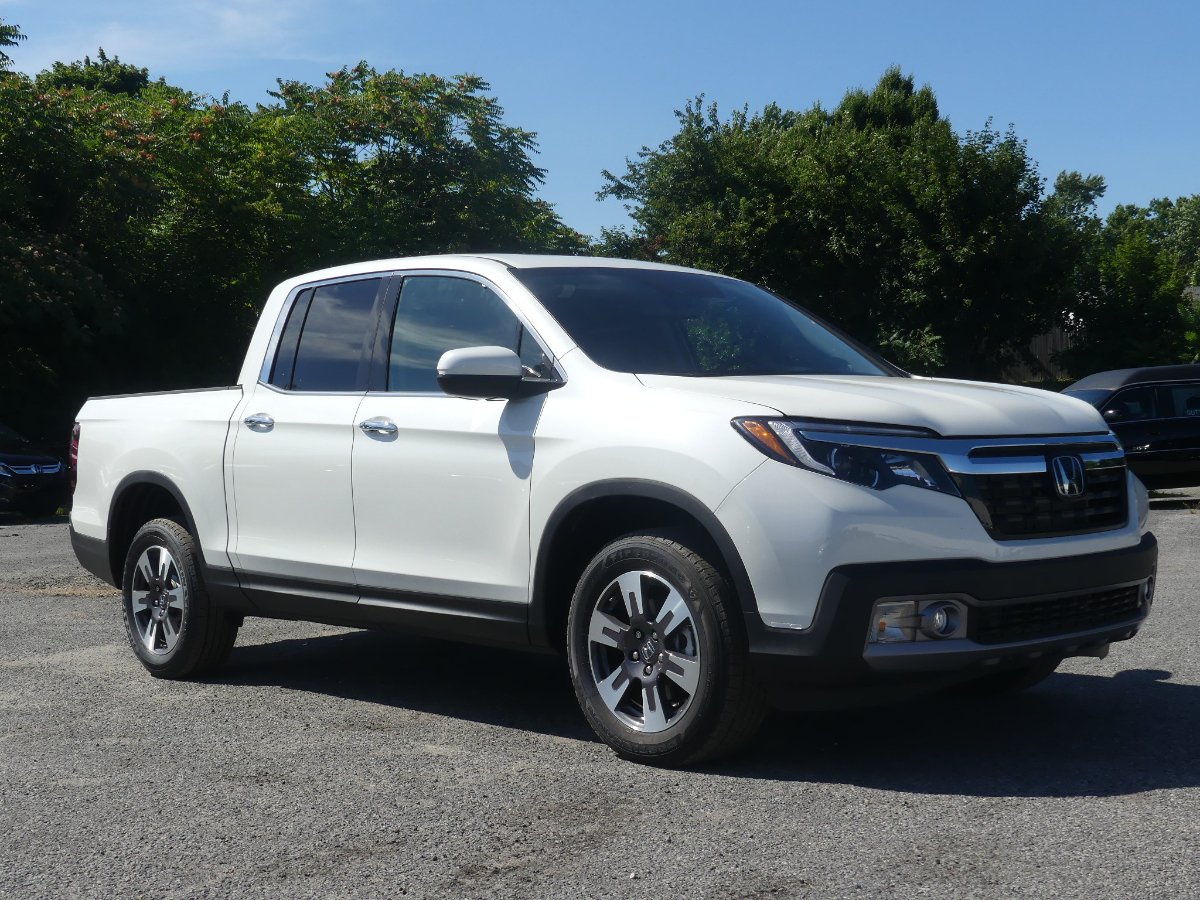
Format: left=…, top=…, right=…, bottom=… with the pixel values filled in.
left=957, top=461, right=1128, bottom=540
left=6, top=462, right=61, bottom=475
left=973, top=584, right=1143, bottom=644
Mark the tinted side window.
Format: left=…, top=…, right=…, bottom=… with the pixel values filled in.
left=1104, top=386, right=1158, bottom=422
left=1161, top=384, right=1200, bottom=419
left=288, top=279, right=382, bottom=392
left=389, top=276, right=534, bottom=392
left=269, top=288, right=312, bottom=388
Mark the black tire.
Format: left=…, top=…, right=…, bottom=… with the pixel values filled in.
left=120, top=517, right=238, bottom=679
left=950, top=657, right=1062, bottom=698
left=566, top=532, right=767, bottom=766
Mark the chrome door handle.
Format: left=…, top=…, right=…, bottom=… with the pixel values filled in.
left=243, top=413, right=274, bottom=429
left=358, top=418, right=398, bottom=436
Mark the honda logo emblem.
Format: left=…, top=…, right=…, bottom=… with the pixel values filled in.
left=1051, top=455, right=1087, bottom=498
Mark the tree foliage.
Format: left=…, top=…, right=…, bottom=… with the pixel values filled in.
left=598, top=69, right=1098, bottom=377
left=2, top=22, right=1197, bottom=438
left=268, top=65, right=582, bottom=259
left=39, top=49, right=152, bottom=95
left=0, top=19, right=24, bottom=71
left=1058, top=195, right=1200, bottom=372
left=0, top=20, right=582, bottom=436
left=599, top=71, right=1199, bottom=381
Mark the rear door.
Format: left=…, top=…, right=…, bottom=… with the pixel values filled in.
left=1153, top=382, right=1200, bottom=478
left=229, top=274, right=390, bottom=593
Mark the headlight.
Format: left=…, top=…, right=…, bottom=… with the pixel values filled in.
left=0, top=464, right=11, bottom=478
left=732, top=418, right=959, bottom=496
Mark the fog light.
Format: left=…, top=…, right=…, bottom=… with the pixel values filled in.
left=919, top=601, right=962, bottom=639
left=867, top=601, right=917, bottom=643
left=1144, top=576, right=1156, bottom=606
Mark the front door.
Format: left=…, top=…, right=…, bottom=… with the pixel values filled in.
left=351, top=273, right=553, bottom=610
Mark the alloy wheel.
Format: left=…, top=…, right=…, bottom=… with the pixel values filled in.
left=586, top=569, right=701, bottom=733
left=129, top=545, right=185, bottom=656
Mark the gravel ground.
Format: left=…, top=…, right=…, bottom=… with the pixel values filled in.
left=1, top=510, right=1198, bottom=899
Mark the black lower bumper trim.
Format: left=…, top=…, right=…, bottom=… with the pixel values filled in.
left=747, top=532, right=1158, bottom=689
left=70, top=526, right=116, bottom=587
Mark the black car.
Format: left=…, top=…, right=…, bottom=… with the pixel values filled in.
left=0, top=423, right=70, bottom=516
left=1064, top=364, right=1200, bottom=488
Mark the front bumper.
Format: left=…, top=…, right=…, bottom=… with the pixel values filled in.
left=0, top=473, right=69, bottom=511
left=747, top=532, right=1157, bottom=692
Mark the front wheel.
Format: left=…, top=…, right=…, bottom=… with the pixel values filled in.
left=121, top=518, right=239, bottom=679
left=567, top=533, right=766, bottom=766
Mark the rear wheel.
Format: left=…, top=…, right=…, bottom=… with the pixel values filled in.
left=567, top=533, right=766, bottom=766
left=121, top=518, right=238, bottom=678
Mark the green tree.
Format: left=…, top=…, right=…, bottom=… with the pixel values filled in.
left=0, top=18, right=24, bottom=71
left=1058, top=195, right=1200, bottom=373
left=268, top=64, right=584, bottom=261
left=598, top=69, right=1090, bottom=378
left=1181, top=286, right=1200, bottom=363
left=38, top=49, right=152, bottom=95
left=0, top=46, right=582, bottom=437
left=0, top=68, right=124, bottom=436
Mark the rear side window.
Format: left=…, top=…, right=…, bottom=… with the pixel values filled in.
left=269, top=288, right=312, bottom=389
left=388, top=276, right=545, bottom=392
left=275, top=278, right=382, bottom=392
left=1160, top=384, right=1200, bottom=419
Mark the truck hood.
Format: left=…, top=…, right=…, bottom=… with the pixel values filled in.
left=637, top=374, right=1108, bottom=437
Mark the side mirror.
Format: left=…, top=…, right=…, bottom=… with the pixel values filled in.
left=1101, top=408, right=1123, bottom=423
left=436, top=346, right=560, bottom=400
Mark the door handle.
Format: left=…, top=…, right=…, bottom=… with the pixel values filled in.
left=243, top=413, right=274, bottom=430
left=359, top=417, right=398, bottom=436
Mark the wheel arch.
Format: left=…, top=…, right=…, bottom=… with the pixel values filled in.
left=529, top=479, right=758, bottom=651
left=105, top=472, right=201, bottom=588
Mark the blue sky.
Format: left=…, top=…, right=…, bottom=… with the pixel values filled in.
left=4, top=0, right=1198, bottom=239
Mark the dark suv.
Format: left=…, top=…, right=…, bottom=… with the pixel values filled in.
left=1064, top=364, right=1200, bottom=488
left=0, top=423, right=69, bottom=517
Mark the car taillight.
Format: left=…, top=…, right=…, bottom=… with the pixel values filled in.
left=69, top=422, right=80, bottom=492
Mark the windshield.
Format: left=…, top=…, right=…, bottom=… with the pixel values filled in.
left=513, top=267, right=892, bottom=378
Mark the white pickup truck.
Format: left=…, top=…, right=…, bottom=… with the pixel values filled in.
left=70, top=255, right=1158, bottom=765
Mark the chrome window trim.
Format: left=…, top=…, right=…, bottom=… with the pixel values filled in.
left=256, top=382, right=365, bottom=398
left=1101, top=382, right=1200, bottom=425
left=1107, top=415, right=1198, bottom=425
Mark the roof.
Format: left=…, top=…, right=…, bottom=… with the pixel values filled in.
left=464, top=253, right=715, bottom=274
left=1067, top=364, right=1200, bottom=393
left=269, top=253, right=726, bottom=296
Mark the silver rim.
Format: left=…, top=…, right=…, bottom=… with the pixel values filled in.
left=586, top=569, right=701, bottom=733
left=129, top=545, right=185, bottom=656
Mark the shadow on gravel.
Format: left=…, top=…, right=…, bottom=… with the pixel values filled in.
left=731, top=667, right=1199, bottom=797
left=219, top=631, right=1197, bottom=797
left=217, top=629, right=594, bottom=743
